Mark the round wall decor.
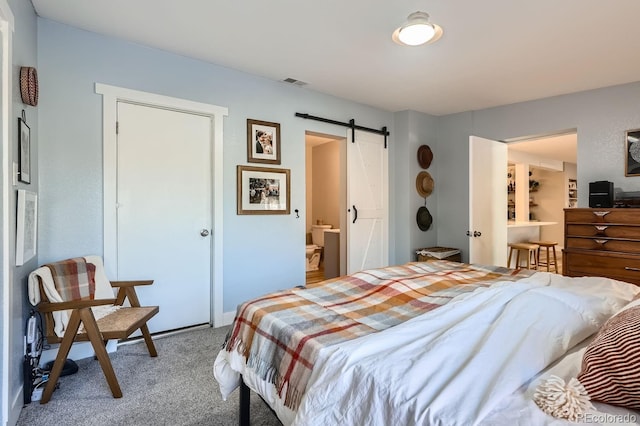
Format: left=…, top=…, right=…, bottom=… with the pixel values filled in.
left=20, top=66, right=38, bottom=107
left=417, top=145, right=433, bottom=169
left=416, top=171, right=434, bottom=198
left=416, top=206, right=433, bottom=231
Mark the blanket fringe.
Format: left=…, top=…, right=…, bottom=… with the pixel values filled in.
left=282, top=383, right=303, bottom=410
left=533, top=375, right=593, bottom=422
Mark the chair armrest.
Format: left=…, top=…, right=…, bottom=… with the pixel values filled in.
left=37, top=298, right=117, bottom=313
left=110, top=280, right=154, bottom=288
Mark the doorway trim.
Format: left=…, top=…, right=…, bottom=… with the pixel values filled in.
left=0, top=2, right=13, bottom=424
left=95, top=83, right=228, bottom=326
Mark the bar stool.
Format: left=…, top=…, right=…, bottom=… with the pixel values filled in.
left=507, top=242, right=539, bottom=270
left=528, top=240, right=558, bottom=273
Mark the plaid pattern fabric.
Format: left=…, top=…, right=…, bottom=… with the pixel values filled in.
left=45, top=257, right=97, bottom=302
left=224, top=261, right=534, bottom=410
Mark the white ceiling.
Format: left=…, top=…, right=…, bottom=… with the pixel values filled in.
left=30, top=1, right=640, bottom=116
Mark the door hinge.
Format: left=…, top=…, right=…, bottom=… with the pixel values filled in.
left=116, top=121, right=119, bottom=134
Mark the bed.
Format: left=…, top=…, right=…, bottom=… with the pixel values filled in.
left=214, top=260, right=640, bottom=425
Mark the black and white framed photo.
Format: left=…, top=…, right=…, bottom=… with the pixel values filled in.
left=18, top=117, right=31, bottom=183
left=626, top=129, right=640, bottom=176
left=247, top=119, right=281, bottom=165
left=237, top=165, right=290, bottom=215
left=16, top=189, right=37, bottom=266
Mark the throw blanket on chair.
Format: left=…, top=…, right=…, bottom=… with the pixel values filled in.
left=46, top=257, right=97, bottom=301
left=28, top=256, right=118, bottom=338
left=223, top=261, right=534, bottom=411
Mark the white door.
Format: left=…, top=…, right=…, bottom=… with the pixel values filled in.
left=116, top=102, right=212, bottom=333
left=347, top=130, right=389, bottom=273
left=469, top=135, right=508, bottom=266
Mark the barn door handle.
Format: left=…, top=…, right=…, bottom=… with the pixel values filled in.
left=352, top=205, right=358, bottom=223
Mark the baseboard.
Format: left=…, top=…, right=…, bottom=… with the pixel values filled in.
left=8, top=386, right=23, bottom=426
left=39, top=340, right=118, bottom=366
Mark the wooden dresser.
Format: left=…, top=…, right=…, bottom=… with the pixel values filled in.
left=564, top=208, right=640, bottom=286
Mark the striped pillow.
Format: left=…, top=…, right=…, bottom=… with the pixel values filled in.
left=576, top=303, right=640, bottom=409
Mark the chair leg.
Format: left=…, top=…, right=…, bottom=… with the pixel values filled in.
left=79, top=308, right=122, bottom=398
left=552, top=246, right=558, bottom=273
left=140, top=324, right=157, bottom=357
left=40, top=309, right=83, bottom=404
left=507, top=247, right=513, bottom=268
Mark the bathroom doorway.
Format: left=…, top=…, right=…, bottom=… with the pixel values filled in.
left=305, top=131, right=346, bottom=285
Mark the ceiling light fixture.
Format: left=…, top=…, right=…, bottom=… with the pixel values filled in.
left=392, top=11, right=443, bottom=46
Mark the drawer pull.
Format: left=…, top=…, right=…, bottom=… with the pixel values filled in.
left=594, top=225, right=608, bottom=232
left=593, top=239, right=608, bottom=245
left=593, top=211, right=610, bottom=217
left=624, top=267, right=640, bottom=272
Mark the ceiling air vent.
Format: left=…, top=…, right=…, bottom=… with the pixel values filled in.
left=283, top=77, right=308, bottom=87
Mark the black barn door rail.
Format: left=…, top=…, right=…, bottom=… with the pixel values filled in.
left=295, top=112, right=389, bottom=148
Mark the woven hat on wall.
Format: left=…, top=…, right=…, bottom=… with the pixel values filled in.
left=416, top=171, right=434, bottom=198
left=417, top=145, right=433, bottom=169
left=416, top=206, right=433, bottom=231
left=20, top=66, right=38, bottom=107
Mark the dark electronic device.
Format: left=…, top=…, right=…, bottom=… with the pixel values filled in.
left=589, top=181, right=614, bottom=208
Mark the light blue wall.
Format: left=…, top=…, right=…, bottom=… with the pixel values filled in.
left=36, top=19, right=401, bottom=313
left=394, top=110, right=438, bottom=264
left=435, top=82, right=640, bottom=260
left=5, top=0, right=38, bottom=420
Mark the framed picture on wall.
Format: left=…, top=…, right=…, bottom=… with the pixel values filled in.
left=18, top=117, right=31, bottom=184
left=16, top=189, right=37, bottom=266
left=247, top=119, right=281, bottom=164
left=237, top=165, right=290, bottom=215
left=626, top=129, right=640, bottom=176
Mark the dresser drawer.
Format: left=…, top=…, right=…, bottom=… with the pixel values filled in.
left=564, top=251, right=640, bottom=285
left=565, top=208, right=640, bottom=224
left=566, top=237, right=640, bottom=254
left=566, top=224, right=640, bottom=239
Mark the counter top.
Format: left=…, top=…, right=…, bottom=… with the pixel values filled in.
left=507, top=221, right=557, bottom=228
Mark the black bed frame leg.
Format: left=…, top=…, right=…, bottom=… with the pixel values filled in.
left=239, top=379, right=250, bottom=426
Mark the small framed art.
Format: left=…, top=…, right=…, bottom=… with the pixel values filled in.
left=247, top=119, right=281, bottom=165
left=16, top=189, right=37, bottom=266
left=18, top=117, right=31, bottom=184
left=237, top=165, right=290, bottom=215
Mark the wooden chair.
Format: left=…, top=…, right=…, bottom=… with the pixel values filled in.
left=28, top=255, right=159, bottom=404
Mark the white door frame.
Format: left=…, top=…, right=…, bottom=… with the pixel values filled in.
left=0, top=2, right=14, bottom=424
left=95, top=84, right=228, bottom=327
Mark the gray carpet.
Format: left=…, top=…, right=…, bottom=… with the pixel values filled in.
left=17, top=326, right=282, bottom=426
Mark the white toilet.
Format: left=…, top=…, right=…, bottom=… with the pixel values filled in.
left=306, top=224, right=332, bottom=271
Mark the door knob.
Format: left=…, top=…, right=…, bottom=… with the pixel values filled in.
left=474, top=231, right=482, bottom=237
left=200, top=229, right=210, bottom=237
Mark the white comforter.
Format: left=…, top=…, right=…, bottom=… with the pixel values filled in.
left=215, top=272, right=640, bottom=426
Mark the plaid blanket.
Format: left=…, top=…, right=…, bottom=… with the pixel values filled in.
left=223, top=261, right=534, bottom=410
left=45, top=257, right=96, bottom=302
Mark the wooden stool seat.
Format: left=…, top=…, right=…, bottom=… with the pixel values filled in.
left=507, top=243, right=539, bottom=270
left=528, top=240, right=558, bottom=272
